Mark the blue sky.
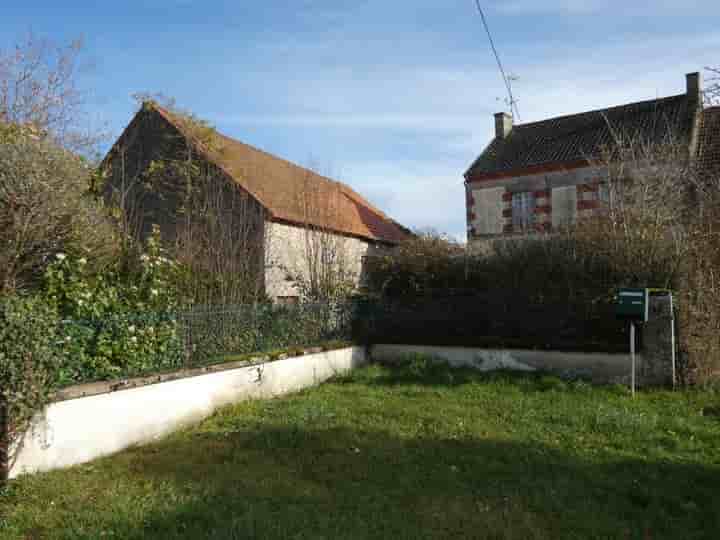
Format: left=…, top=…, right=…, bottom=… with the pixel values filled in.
left=2, top=1, right=719, bottom=240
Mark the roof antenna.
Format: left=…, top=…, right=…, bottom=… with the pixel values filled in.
left=473, top=1, right=521, bottom=121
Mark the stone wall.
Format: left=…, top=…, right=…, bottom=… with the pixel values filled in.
left=640, top=293, right=677, bottom=387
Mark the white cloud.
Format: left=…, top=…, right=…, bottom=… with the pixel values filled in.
left=342, top=161, right=467, bottom=241
left=204, top=23, right=720, bottom=243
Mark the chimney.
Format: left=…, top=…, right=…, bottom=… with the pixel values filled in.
left=686, top=72, right=702, bottom=106
left=495, top=111, right=513, bottom=139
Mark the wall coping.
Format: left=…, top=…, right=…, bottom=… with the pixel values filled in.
left=371, top=344, right=633, bottom=357
left=52, top=345, right=353, bottom=403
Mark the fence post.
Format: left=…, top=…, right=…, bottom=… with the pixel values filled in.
left=640, top=293, right=675, bottom=387
left=0, top=396, right=8, bottom=485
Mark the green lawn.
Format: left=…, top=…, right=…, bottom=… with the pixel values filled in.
left=2, top=362, right=719, bottom=539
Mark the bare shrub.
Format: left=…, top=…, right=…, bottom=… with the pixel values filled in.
left=0, top=125, right=117, bottom=293
left=279, top=167, right=359, bottom=302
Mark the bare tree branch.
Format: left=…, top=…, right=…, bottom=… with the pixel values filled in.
left=704, top=66, right=720, bottom=106
left=0, top=32, right=106, bottom=154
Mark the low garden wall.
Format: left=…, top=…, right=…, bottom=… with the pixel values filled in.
left=371, top=344, right=637, bottom=383
left=9, top=346, right=367, bottom=479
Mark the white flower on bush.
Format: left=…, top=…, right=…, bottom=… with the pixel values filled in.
left=128, top=325, right=136, bottom=333
left=151, top=288, right=159, bottom=297
left=130, top=336, right=138, bottom=344
left=55, top=253, right=66, bottom=261
left=78, top=258, right=87, bottom=265
left=65, top=336, right=72, bottom=342
left=77, top=299, right=84, bottom=306
left=148, top=326, right=155, bottom=334
left=140, top=254, right=150, bottom=262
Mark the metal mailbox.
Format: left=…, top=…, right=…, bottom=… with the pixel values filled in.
left=616, top=288, right=649, bottom=322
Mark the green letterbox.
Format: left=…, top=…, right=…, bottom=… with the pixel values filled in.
left=616, top=288, right=649, bottom=322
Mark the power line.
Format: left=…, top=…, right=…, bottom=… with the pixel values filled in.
left=473, top=1, right=521, bottom=121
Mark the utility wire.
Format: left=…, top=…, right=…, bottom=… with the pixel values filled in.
left=473, top=0, right=521, bottom=121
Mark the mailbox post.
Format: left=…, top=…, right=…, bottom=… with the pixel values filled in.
left=616, top=288, right=649, bottom=397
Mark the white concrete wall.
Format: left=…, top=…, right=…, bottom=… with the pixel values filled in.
left=264, top=220, right=386, bottom=300
left=372, top=344, right=635, bottom=383
left=10, top=347, right=367, bottom=479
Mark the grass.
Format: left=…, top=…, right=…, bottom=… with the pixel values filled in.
left=2, top=361, right=720, bottom=539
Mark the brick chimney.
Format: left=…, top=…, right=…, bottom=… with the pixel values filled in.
left=494, top=112, right=513, bottom=139
left=686, top=72, right=702, bottom=107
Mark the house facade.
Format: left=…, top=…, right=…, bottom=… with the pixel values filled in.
left=101, top=102, right=409, bottom=303
left=464, top=72, right=706, bottom=252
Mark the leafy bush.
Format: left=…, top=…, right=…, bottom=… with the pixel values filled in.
left=360, top=237, right=630, bottom=353
left=42, top=231, right=183, bottom=385
left=0, top=295, right=62, bottom=467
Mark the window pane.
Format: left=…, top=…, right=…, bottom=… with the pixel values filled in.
left=511, top=192, right=535, bottom=230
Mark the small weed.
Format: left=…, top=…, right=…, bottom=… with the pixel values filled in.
left=537, top=375, right=568, bottom=392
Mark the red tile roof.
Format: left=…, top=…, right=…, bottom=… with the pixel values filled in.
left=152, top=104, right=409, bottom=245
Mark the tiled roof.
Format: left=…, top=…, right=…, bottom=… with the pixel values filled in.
left=466, top=94, right=695, bottom=178
left=152, top=105, right=409, bottom=245
left=697, top=107, right=720, bottom=179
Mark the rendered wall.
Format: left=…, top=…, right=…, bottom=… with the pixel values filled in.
left=264, top=220, right=387, bottom=300
left=372, top=344, right=636, bottom=383
left=9, top=347, right=367, bottom=479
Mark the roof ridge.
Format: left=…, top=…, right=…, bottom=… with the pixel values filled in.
left=152, top=103, right=396, bottom=220
left=145, top=102, right=407, bottom=244
left=514, top=93, right=687, bottom=129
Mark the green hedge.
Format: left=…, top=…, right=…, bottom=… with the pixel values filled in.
left=0, top=296, right=63, bottom=462
left=353, top=296, right=631, bottom=353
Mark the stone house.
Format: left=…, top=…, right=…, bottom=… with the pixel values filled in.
left=464, top=72, right=715, bottom=252
left=101, top=102, right=408, bottom=303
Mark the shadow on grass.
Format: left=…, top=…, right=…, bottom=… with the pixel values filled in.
left=46, top=423, right=720, bottom=540
left=347, top=360, right=603, bottom=394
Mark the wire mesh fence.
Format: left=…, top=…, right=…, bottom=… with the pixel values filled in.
left=47, top=295, right=631, bottom=388
left=178, top=303, right=354, bottom=366
left=53, top=303, right=356, bottom=387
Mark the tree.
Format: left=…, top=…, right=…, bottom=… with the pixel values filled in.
left=704, top=66, right=720, bottom=106
left=0, top=33, right=103, bottom=155
left=577, top=114, right=720, bottom=384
